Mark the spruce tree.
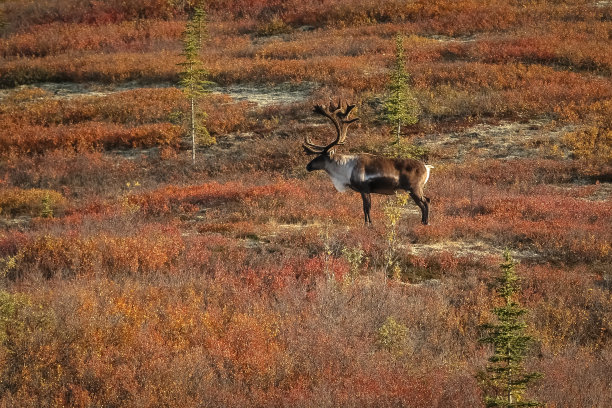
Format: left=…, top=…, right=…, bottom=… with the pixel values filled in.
left=480, top=250, right=542, bottom=407
left=40, top=192, right=53, bottom=218
left=179, top=3, right=214, bottom=164
left=383, top=34, right=421, bottom=145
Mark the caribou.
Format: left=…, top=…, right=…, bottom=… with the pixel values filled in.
left=303, top=101, right=433, bottom=225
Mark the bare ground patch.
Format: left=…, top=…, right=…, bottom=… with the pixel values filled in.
left=0, top=81, right=314, bottom=106
left=408, top=239, right=540, bottom=262
left=418, top=120, right=576, bottom=162
left=0, top=81, right=174, bottom=100
left=212, top=82, right=314, bottom=106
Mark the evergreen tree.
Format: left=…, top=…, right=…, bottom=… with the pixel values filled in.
left=479, top=250, right=542, bottom=407
left=178, top=3, right=214, bottom=164
left=383, top=34, right=421, bottom=145
left=40, top=192, right=53, bottom=218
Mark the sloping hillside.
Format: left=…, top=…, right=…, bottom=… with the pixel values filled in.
left=0, top=1, right=610, bottom=406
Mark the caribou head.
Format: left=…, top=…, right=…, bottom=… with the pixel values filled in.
left=303, top=100, right=433, bottom=225
left=303, top=100, right=359, bottom=172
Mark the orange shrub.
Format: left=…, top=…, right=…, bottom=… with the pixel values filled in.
left=468, top=36, right=556, bottom=64
left=0, top=20, right=184, bottom=57
left=0, top=150, right=139, bottom=197
left=3, top=0, right=186, bottom=29
left=0, top=187, right=66, bottom=217
left=563, top=126, right=612, bottom=166
left=0, top=89, right=252, bottom=154
left=0, top=122, right=182, bottom=154
left=437, top=159, right=583, bottom=187
left=129, top=180, right=308, bottom=216
left=201, top=95, right=253, bottom=135
left=203, top=307, right=286, bottom=387
left=0, top=87, right=183, bottom=126
left=0, top=254, right=609, bottom=407
left=419, top=193, right=611, bottom=263
left=522, top=264, right=611, bottom=352
left=1, top=224, right=185, bottom=279
left=0, top=51, right=181, bottom=86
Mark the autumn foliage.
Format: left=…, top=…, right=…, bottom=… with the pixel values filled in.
left=0, top=0, right=610, bottom=407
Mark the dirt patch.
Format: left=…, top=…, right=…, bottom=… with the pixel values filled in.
left=418, top=120, right=575, bottom=162
left=426, top=34, right=477, bottom=43
left=0, top=216, right=32, bottom=230
left=212, top=82, right=314, bottom=106
left=409, top=239, right=541, bottom=262
left=0, top=81, right=174, bottom=100
left=545, top=182, right=612, bottom=202
left=587, top=182, right=612, bottom=201
left=0, top=81, right=313, bottom=107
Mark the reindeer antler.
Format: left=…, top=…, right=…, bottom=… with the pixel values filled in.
left=303, top=100, right=359, bottom=155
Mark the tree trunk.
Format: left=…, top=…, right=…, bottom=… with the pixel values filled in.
left=396, top=121, right=401, bottom=144
left=191, top=96, right=196, bottom=164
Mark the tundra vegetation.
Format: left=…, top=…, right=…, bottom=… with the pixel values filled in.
left=0, top=1, right=610, bottom=407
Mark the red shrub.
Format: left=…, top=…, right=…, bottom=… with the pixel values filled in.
left=0, top=122, right=182, bottom=154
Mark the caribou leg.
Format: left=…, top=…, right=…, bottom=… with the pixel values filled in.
left=361, top=192, right=372, bottom=224
left=409, top=189, right=429, bottom=225
left=422, top=196, right=430, bottom=225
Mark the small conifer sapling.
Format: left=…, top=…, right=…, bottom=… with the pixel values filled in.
left=383, top=34, right=421, bottom=145
left=479, top=250, right=542, bottom=407
left=178, top=3, right=214, bottom=164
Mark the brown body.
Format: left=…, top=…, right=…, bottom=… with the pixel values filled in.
left=303, top=101, right=432, bottom=225
left=307, top=152, right=432, bottom=224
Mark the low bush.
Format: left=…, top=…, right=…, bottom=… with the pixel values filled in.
left=0, top=187, right=66, bottom=218
left=0, top=122, right=182, bottom=155
left=0, top=21, right=184, bottom=58
left=0, top=87, right=183, bottom=126
left=1, top=224, right=184, bottom=280
left=563, top=126, right=612, bottom=166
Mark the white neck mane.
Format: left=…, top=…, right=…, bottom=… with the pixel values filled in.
left=325, top=155, right=358, bottom=192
